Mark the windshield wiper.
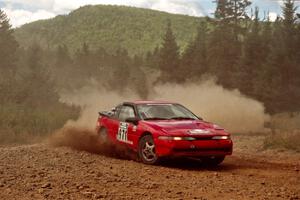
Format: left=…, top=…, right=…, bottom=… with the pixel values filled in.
left=144, top=117, right=169, bottom=120
left=169, top=117, right=196, bottom=120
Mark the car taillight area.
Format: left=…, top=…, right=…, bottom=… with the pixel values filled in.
left=96, top=120, right=101, bottom=127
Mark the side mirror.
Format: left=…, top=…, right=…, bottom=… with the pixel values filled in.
left=125, top=117, right=139, bottom=125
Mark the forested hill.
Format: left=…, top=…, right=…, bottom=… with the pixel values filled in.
left=15, top=5, right=203, bottom=55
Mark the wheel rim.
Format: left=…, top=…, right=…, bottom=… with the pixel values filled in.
left=142, top=141, right=156, bottom=162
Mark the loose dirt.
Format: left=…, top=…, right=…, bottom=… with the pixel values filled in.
left=0, top=134, right=299, bottom=200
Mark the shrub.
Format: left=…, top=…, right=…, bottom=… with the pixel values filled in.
left=263, top=131, right=300, bottom=152
left=0, top=103, right=79, bottom=144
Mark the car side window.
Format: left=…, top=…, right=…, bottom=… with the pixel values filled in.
left=118, top=106, right=135, bottom=122
left=112, top=105, right=121, bottom=119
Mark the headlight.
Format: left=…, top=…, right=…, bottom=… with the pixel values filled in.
left=173, top=137, right=183, bottom=141
left=212, top=135, right=230, bottom=140
left=158, top=136, right=196, bottom=141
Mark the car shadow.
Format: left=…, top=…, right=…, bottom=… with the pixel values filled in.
left=84, top=144, right=239, bottom=171
left=157, top=157, right=238, bottom=171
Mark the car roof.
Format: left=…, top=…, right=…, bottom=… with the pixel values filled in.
left=124, top=100, right=176, bottom=105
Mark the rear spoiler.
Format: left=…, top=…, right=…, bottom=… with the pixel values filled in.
left=99, top=111, right=110, bottom=117
left=99, top=111, right=113, bottom=117
left=99, top=107, right=116, bottom=117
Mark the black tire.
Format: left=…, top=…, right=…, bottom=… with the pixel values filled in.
left=202, top=156, right=225, bottom=166
left=138, top=135, right=159, bottom=165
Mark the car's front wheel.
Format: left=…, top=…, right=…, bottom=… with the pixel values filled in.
left=138, top=135, right=159, bottom=164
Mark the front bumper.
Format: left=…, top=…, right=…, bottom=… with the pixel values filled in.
left=154, top=138, right=233, bottom=157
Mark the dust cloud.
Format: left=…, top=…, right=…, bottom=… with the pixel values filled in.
left=55, top=78, right=269, bottom=134
left=49, top=126, right=134, bottom=159
left=59, top=83, right=139, bottom=128
left=153, top=78, right=270, bottom=133
left=49, top=127, right=105, bottom=153
left=49, top=77, right=269, bottom=154
left=48, top=82, right=139, bottom=154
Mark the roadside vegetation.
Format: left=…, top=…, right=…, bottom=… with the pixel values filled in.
left=13, top=0, right=300, bottom=114
left=264, top=131, right=300, bottom=152
left=0, top=10, right=79, bottom=143
left=263, top=112, right=300, bottom=151
left=1, top=0, right=300, bottom=148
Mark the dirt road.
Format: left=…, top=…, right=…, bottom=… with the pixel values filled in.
left=0, top=135, right=299, bottom=200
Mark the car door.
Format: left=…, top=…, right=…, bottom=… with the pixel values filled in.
left=115, top=105, right=136, bottom=147
left=105, top=105, right=122, bottom=142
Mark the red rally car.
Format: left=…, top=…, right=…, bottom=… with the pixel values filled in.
left=96, top=101, right=233, bottom=165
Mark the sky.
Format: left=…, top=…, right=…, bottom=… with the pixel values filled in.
left=0, top=0, right=299, bottom=27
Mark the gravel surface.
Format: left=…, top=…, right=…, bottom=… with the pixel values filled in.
left=0, top=135, right=299, bottom=200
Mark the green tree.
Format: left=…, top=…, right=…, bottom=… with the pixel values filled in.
left=239, top=7, right=263, bottom=96
left=108, top=48, right=131, bottom=91
left=181, top=21, right=208, bottom=80
left=158, top=21, right=180, bottom=83
left=208, top=0, right=251, bottom=88
left=255, top=14, right=273, bottom=103
left=261, top=18, right=286, bottom=113
left=281, top=0, right=300, bottom=112
left=281, top=0, right=298, bottom=87
left=21, top=44, right=59, bottom=108
left=0, top=9, right=18, bottom=77
left=73, top=42, right=96, bottom=84
left=261, top=0, right=300, bottom=113
left=228, top=0, right=251, bottom=38
left=55, top=44, right=72, bottom=67
left=260, top=13, right=272, bottom=63
left=53, top=44, right=73, bottom=88
left=296, top=14, right=300, bottom=67
left=130, top=55, right=149, bottom=98
left=214, top=0, right=251, bottom=38
left=144, top=46, right=160, bottom=70
left=0, top=9, right=19, bottom=103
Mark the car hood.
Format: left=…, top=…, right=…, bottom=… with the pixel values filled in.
left=142, top=120, right=229, bottom=136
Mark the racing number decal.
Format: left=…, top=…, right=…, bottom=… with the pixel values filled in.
left=117, top=122, right=133, bottom=144
left=117, top=122, right=128, bottom=142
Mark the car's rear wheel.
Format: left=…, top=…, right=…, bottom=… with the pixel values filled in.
left=98, top=127, right=109, bottom=143
left=138, top=135, right=159, bottom=164
left=202, top=156, right=225, bottom=166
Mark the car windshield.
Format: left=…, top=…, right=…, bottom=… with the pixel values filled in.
left=137, top=104, right=199, bottom=120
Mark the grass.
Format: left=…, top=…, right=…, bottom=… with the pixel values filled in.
left=263, top=131, right=300, bottom=152
left=0, top=103, right=79, bottom=144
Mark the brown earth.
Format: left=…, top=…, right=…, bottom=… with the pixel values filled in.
left=0, top=134, right=299, bottom=200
